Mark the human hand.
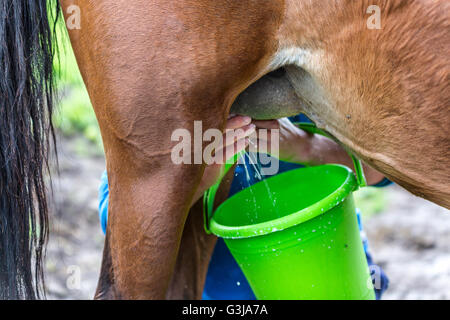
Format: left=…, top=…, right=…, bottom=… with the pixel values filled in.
left=192, top=115, right=255, bottom=204
left=252, top=117, right=314, bottom=164
left=253, top=118, right=386, bottom=185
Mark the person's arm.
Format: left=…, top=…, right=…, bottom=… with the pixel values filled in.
left=253, top=118, right=386, bottom=186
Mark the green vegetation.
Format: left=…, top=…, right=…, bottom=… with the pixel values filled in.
left=354, top=187, right=387, bottom=218
left=53, top=23, right=103, bottom=151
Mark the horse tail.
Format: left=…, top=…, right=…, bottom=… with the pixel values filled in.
left=0, top=0, right=60, bottom=299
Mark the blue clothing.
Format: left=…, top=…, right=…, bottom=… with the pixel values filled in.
left=373, top=177, right=393, bottom=188
left=98, top=170, right=109, bottom=235
left=98, top=115, right=389, bottom=300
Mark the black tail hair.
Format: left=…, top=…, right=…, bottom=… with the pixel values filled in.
left=0, top=0, right=60, bottom=299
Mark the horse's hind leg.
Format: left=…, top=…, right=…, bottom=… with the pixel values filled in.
left=78, top=50, right=264, bottom=299
left=164, top=199, right=217, bottom=300
left=105, top=148, right=205, bottom=298
left=91, top=97, right=224, bottom=299
left=62, top=0, right=282, bottom=299
left=165, top=167, right=236, bottom=300
left=92, top=161, right=206, bottom=299
left=95, top=161, right=235, bottom=300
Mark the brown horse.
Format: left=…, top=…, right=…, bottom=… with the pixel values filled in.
left=0, top=0, right=448, bottom=299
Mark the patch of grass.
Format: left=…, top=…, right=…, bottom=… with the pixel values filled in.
left=53, top=87, right=103, bottom=148
left=52, top=21, right=103, bottom=152
left=353, top=187, right=387, bottom=218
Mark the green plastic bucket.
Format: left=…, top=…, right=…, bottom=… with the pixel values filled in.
left=206, top=165, right=375, bottom=299
left=203, top=123, right=375, bottom=300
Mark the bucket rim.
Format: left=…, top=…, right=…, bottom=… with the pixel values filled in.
left=209, top=164, right=357, bottom=239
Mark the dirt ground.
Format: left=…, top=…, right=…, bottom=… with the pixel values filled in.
left=45, top=135, right=450, bottom=300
